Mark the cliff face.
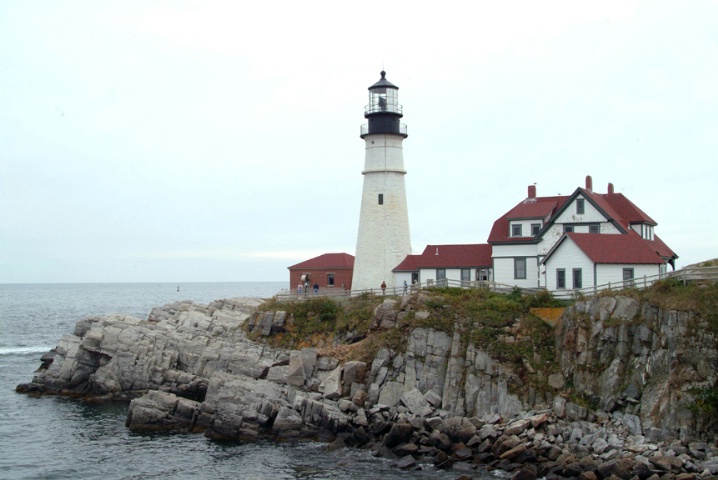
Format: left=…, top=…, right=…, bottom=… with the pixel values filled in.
left=17, top=289, right=718, bottom=445
left=555, top=296, right=718, bottom=441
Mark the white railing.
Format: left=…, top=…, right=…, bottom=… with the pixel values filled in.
left=550, top=265, right=718, bottom=300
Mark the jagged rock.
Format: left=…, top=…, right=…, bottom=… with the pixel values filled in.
left=400, top=388, right=433, bottom=417
left=319, top=365, right=342, bottom=400
left=384, top=422, right=413, bottom=448
left=273, top=406, right=303, bottom=438
left=377, top=381, right=407, bottom=407
left=428, top=430, right=453, bottom=451
left=126, top=390, right=201, bottom=431
left=438, top=417, right=477, bottom=443
left=597, top=458, right=635, bottom=480
left=394, top=442, right=419, bottom=456
left=505, top=418, right=532, bottom=436
left=342, top=361, right=367, bottom=396
left=395, top=454, right=417, bottom=470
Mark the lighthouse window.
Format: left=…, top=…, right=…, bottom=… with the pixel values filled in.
left=378, top=194, right=384, bottom=205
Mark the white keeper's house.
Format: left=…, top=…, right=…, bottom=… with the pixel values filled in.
left=487, top=176, right=677, bottom=291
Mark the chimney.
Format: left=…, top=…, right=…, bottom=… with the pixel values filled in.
left=607, top=182, right=614, bottom=194
left=585, top=175, right=593, bottom=192
left=528, top=184, right=536, bottom=199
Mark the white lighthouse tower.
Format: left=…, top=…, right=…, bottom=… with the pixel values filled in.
left=351, top=71, right=412, bottom=293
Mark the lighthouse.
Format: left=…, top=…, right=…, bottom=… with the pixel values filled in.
left=351, top=71, right=412, bottom=293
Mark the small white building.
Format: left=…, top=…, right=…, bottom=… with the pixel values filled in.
left=393, top=244, right=493, bottom=288
left=542, top=232, right=667, bottom=293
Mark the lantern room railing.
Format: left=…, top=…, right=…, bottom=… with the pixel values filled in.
left=360, top=123, right=408, bottom=137
left=364, top=104, right=403, bottom=115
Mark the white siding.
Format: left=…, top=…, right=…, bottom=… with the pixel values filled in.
left=492, top=243, right=538, bottom=258
left=538, top=225, right=564, bottom=255
left=508, top=219, right=542, bottom=238
left=493, top=243, right=541, bottom=287
left=493, top=257, right=541, bottom=289
left=543, top=238, right=595, bottom=291
left=595, top=264, right=661, bottom=288
left=631, top=224, right=655, bottom=240
left=393, top=272, right=414, bottom=289
left=554, top=195, right=608, bottom=224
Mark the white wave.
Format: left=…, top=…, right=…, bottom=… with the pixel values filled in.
left=0, top=346, right=52, bottom=356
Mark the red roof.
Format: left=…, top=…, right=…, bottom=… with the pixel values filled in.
left=393, top=244, right=492, bottom=271
left=288, top=253, right=354, bottom=270
left=558, top=232, right=664, bottom=264
left=647, top=234, right=677, bottom=260
left=393, top=254, right=420, bottom=272
left=488, top=196, right=568, bottom=243
left=489, top=186, right=660, bottom=244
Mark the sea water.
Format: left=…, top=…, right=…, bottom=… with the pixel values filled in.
left=0, top=282, right=472, bottom=480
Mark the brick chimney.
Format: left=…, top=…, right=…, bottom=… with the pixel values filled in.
left=528, top=184, right=536, bottom=199
left=585, top=175, right=593, bottom=192
left=607, top=182, right=614, bottom=194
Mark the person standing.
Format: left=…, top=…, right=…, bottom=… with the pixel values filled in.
left=313, top=282, right=319, bottom=295
left=403, top=280, right=408, bottom=295
left=381, top=281, right=386, bottom=296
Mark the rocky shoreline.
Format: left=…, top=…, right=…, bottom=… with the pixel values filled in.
left=17, top=294, right=718, bottom=479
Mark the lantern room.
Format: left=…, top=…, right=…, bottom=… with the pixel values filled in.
left=361, top=70, right=407, bottom=138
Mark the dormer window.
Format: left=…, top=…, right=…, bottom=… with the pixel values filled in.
left=512, top=224, right=522, bottom=237
left=576, top=198, right=585, bottom=215
left=531, top=223, right=541, bottom=236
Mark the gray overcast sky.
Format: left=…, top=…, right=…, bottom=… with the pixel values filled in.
left=1, top=1, right=716, bottom=284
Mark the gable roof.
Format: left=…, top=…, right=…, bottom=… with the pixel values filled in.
left=489, top=186, right=661, bottom=245
left=543, top=232, right=664, bottom=265
left=393, top=244, right=492, bottom=271
left=288, top=253, right=354, bottom=270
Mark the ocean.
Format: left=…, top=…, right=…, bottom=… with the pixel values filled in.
left=0, top=282, right=470, bottom=480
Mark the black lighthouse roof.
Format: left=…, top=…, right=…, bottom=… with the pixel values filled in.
left=369, top=71, right=398, bottom=90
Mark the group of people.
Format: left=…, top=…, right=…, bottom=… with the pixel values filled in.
left=297, top=282, right=320, bottom=295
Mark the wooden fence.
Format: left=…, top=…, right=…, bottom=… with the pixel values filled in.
left=274, top=265, right=718, bottom=302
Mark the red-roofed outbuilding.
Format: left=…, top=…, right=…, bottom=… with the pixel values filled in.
left=288, top=253, right=354, bottom=291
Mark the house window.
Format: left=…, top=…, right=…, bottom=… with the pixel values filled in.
left=573, top=268, right=582, bottom=289
left=564, top=225, right=574, bottom=233
left=514, top=258, right=527, bottom=279
left=461, top=269, right=471, bottom=282
left=327, top=273, right=335, bottom=287
left=512, top=224, right=522, bottom=237
left=576, top=198, right=585, bottom=215
left=623, top=268, right=634, bottom=286
left=378, top=194, right=384, bottom=205
left=556, top=269, right=566, bottom=289
left=436, top=268, right=446, bottom=286
left=531, top=223, right=541, bottom=236
left=589, top=224, right=600, bottom=234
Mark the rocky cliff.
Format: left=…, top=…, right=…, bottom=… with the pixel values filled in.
left=17, top=284, right=718, bottom=478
